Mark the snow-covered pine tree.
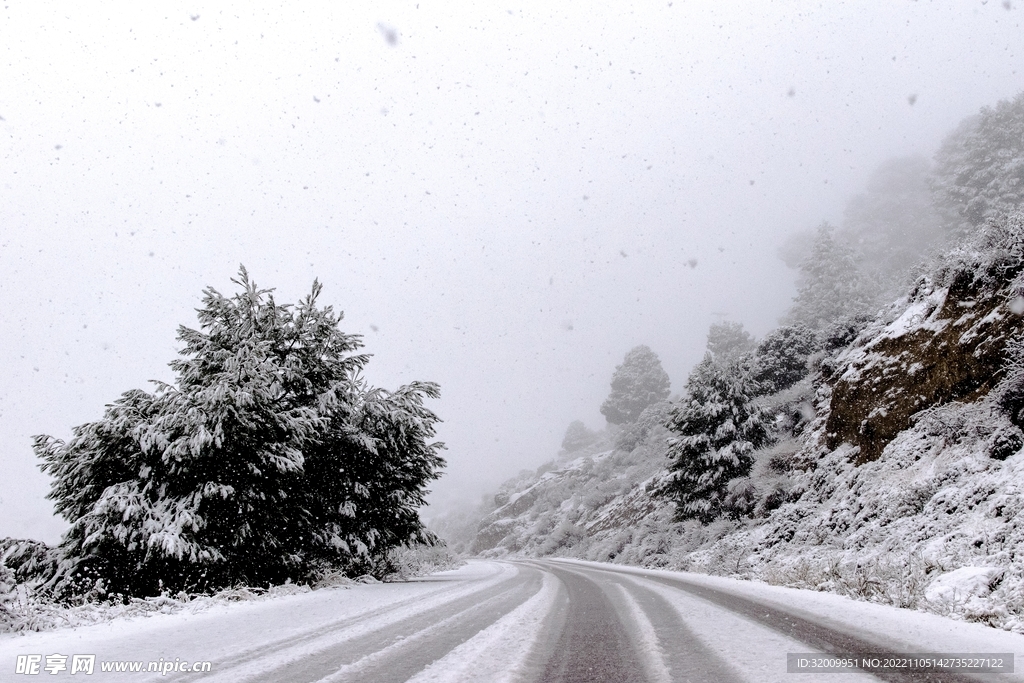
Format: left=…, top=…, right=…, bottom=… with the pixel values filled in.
left=600, top=345, right=671, bottom=425
left=614, top=400, right=672, bottom=452
left=561, top=420, right=598, bottom=452
left=705, top=321, right=755, bottom=364
left=0, top=560, right=15, bottom=626
left=751, top=324, right=819, bottom=395
left=932, top=91, right=1024, bottom=238
left=35, top=268, right=444, bottom=598
left=663, top=355, right=771, bottom=523
left=785, top=223, right=876, bottom=330
left=708, top=321, right=757, bottom=366
left=841, top=155, right=944, bottom=301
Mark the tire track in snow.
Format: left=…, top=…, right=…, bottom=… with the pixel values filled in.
left=530, top=561, right=743, bottom=683
left=640, top=571, right=980, bottom=683
left=162, top=562, right=531, bottom=683
left=300, top=566, right=544, bottom=683
left=569, top=561, right=983, bottom=683
left=532, top=562, right=647, bottom=683
left=610, top=582, right=672, bottom=683
left=401, top=570, right=562, bottom=683
left=615, top=572, right=874, bottom=683
left=611, top=578, right=747, bottom=683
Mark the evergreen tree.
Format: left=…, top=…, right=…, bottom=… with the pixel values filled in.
left=785, top=223, right=875, bottom=330
left=841, top=155, right=944, bottom=300
left=561, top=420, right=598, bottom=452
left=705, top=321, right=755, bottom=364
left=932, top=91, right=1024, bottom=238
left=35, top=268, right=444, bottom=598
left=614, top=400, right=672, bottom=452
left=751, top=325, right=819, bottom=394
left=663, top=356, right=771, bottom=523
left=600, top=345, right=671, bottom=425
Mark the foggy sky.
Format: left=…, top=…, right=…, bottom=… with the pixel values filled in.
left=2, top=1, right=1022, bottom=541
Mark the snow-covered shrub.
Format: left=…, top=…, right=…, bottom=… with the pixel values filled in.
left=912, top=402, right=1006, bottom=445
left=930, top=211, right=1024, bottom=291
left=815, top=314, right=875, bottom=384
left=0, top=561, right=17, bottom=630
left=988, top=426, right=1024, bottom=461
left=997, top=333, right=1024, bottom=429
left=0, top=539, right=67, bottom=632
left=592, top=529, right=634, bottom=562
left=1, top=574, right=331, bottom=635
left=721, top=477, right=758, bottom=519
left=382, top=544, right=463, bottom=580
left=581, top=480, right=620, bottom=511
left=536, top=519, right=586, bottom=555
left=916, top=400, right=1024, bottom=462
left=759, top=552, right=933, bottom=610
left=718, top=440, right=801, bottom=521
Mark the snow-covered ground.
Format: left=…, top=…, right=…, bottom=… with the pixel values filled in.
left=1, top=562, right=519, bottom=681
left=4, top=559, right=1024, bottom=682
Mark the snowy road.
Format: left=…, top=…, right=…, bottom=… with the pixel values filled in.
left=3, top=559, right=1024, bottom=682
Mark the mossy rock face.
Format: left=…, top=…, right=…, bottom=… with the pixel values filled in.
left=825, top=278, right=1024, bottom=464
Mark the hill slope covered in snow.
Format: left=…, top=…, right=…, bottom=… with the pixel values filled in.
left=465, top=213, right=1024, bottom=632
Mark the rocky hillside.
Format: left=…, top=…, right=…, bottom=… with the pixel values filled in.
left=472, top=428, right=673, bottom=562
left=825, top=265, right=1024, bottom=463
left=467, top=213, right=1024, bottom=632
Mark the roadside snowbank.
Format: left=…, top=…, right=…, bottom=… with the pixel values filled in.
left=0, top=562, right=502, bottom=679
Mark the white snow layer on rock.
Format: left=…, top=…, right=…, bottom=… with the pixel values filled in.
left=925, top=566, right=1005, bottom=603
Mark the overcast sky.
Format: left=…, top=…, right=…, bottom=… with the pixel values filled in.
left=2, top=1, right=1022, bottom=542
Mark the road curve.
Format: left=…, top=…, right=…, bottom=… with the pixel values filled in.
left=203, top=558, right=1014, bottom=682
left=6, top=559, right=1021, bottom=682
left=536, top=560, right=995, bottom=683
